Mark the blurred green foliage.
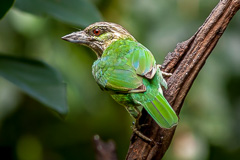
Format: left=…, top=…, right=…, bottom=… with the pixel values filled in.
left=0, top=0, right=14, bottom=19
left=15, top=0, right=102, bottom=27
left=0, top=55, right=67, bottom=115
left=0, top=0, right=240, bottom=160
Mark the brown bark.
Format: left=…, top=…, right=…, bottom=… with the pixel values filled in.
left=126, top=0, right=240, bottom=159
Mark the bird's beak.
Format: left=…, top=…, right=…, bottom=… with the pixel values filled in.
left=61, top=31, right=89, bottom=44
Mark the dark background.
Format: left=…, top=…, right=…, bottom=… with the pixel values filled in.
left=0, top=0, right=240, bottom=159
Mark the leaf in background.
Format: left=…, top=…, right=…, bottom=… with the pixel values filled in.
left=0, top=0, right=15, bottom=19
left=0, top=55, right=68, bottom=116
left=14, top=0, right=102, bottom=27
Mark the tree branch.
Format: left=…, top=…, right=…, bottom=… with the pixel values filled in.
left=126, top=0, right=240, bottom=159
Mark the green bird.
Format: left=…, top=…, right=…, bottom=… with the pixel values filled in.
left=62, top=22, right=178, bottom=140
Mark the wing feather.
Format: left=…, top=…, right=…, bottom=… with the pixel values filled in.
left=95, top=40, right=157, bottom=92
left=130, top=44, right=156, bottom=78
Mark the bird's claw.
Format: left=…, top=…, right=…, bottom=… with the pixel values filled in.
left=162, top=72, right=172, bottom=77
left=157, top=64, right=172, bottom=77
left=132, top=121, right=149, bottom=129
left=131, top=122, right=154, bottom=144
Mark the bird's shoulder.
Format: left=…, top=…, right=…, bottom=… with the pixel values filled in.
left=102, top=39, right=144, bottom=57
left=95, top=39, right=157, bottom=77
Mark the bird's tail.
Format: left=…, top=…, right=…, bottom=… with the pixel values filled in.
left=142, top=93, right=178, bottom=128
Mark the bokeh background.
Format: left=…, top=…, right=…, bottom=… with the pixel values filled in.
left=0, top=0, right=240, bottom=159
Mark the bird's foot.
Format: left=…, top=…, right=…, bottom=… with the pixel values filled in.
left=157, top=65, right=172, bottom=77
left=132, top=121, right=149, bottom=129
left=162, top=72, right=172, bottom=77
left=131, top=122, right=154, bottom=144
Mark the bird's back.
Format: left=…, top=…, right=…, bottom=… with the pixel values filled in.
left=92, top=39, right=157, bottom=89
left=92, top=39, right=163, bottom=106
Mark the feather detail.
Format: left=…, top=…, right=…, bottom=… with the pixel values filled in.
left=143, top=94, right=178, bottom=128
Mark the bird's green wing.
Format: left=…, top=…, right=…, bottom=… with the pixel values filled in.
left=100, top=67, right=144, bottom=92
left=129, top=44, right=156, bottom=79
left=97, top=40, right=159, bottom=92
left=95, top=40, right=149, bottom=92
left=98, top=40, right=157, bottom=92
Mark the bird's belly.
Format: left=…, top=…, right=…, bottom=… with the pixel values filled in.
left=111, top=93, right=143, bottom=118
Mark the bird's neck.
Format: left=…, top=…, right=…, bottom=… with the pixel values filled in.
left=94, top=35, right=136, bottom=59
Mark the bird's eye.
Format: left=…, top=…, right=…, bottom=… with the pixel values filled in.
left=92, top=28, right=101, bottom=36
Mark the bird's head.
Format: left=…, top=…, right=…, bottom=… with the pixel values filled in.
left=62, top=22, right=136, bottom=58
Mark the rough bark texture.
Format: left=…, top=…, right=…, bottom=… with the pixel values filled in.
left=126, top=0, right=240, bottom=159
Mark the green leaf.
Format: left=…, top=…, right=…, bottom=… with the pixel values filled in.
left=0, top=55, right=68, bottom=116
left=14, top=0, right=102, bottom=27
left=0, top=0, right=15, bottom=19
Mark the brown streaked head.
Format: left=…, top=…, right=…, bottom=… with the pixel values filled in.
left=62, top=22, right=136, bottom=58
